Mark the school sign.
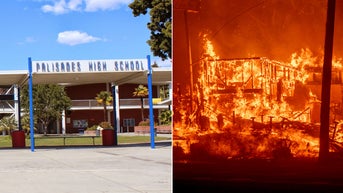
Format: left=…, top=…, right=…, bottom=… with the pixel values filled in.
left=32, top=59, right=148, bottom=73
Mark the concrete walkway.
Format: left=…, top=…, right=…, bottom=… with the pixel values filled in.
left=0, top=142, right=171, bottom=193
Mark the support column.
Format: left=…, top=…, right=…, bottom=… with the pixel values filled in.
left=61, top=110, right=66, bottom=135
left=168, top=82, right=172, bottom=110
left=28, top=57, right=35, bottom=152
left=147, top=55, right=155, bottom=149
left=168, top=82, right=172, bottom=100
left=14, top=84, right=21, bottom=130
left=156, top=85, right=161, bottom=126
left=111, top=83, right=119, bottom=145
left=106, top=83, right=111, bottom=123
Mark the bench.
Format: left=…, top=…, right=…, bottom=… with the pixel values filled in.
left=37, top=135, right=99, bottom=146
left=156, top=129, right=172, bottom=134
left=134, top=127, right=157, bottom=135
left=134, top=126, right=172, bottom=135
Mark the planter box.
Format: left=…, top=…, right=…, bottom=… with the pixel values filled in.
left=134, top=126, right=150, bottom=134
left=134, top=125, right=171, bottom=134
left=102, top=129, right=116, bottom=146
left=156, top=125, right=172, bottom=134
left=84, top=130, right=101, bottom=136
left=11, top=130, right=26, bottom=148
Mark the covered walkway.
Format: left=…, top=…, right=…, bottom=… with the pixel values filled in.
left=0, top=56, right=171, bottom=151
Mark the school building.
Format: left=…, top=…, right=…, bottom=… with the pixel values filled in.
left=0, top=57, right=171, bottom=134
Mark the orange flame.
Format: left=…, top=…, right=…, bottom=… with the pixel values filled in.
left=174, top=35, right=343, bottom=161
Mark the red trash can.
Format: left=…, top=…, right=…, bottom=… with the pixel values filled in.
left=102, top=129, right=115, bottom=146
left=11, top=130, right=26, bottom=148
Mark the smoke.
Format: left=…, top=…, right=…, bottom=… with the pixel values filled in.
left=198, top=0, right=343, bottom=62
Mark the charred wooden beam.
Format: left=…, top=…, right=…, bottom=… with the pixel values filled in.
left=319, top=0, right=336, bottom=163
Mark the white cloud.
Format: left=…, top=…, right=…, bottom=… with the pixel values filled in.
left=42, top=0, right=68, bottom=14
left=68, top=0, right=83, bottom=11
left=84, top=0, right=131, bottom=12
left=41, top=0, right=130, bottom=14
left=57, top=30, right=101, bottom=46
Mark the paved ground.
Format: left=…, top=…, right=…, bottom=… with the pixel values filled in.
left=0, top=140, right=171, bottom=193
left=174, top=157, right=343, bottom=193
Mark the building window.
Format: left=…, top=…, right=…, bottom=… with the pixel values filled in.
left=123, top=118, right=135, bottom=127
left=73, top=119, right=88, bottom=128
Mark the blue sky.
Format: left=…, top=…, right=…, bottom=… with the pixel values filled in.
left=0, top=0, right=171, bottom=70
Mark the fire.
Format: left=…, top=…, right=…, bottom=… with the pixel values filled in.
left=173, top=35, right=343, bottom=161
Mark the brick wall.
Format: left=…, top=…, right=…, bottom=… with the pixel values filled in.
left=65, top=83, right=159, bottom=133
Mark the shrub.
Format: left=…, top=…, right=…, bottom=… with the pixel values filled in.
left=159, top=110, right=172, bottom=125
left=99, top=121, right=113, bottom=129
left=86, top=125, right=98, bottom=131
left=138, top=119, right=150, bottom=126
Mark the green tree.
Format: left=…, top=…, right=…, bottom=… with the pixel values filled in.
left=129, top=0, right=171, bottom=60
left=95, top=91, right=113, bottom=122
left=159, top=84, right=170, bottom=99
left=21, top=84, right=72, bottom=135
left=159, top=109, right=171, bottom=125
left=0, top=116, right=16, bottom=135
left=20, top=114, right=37, bottom=136
left=133, top=84, right=149, bottom=122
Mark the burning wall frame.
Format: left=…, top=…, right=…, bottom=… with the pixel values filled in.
left=192, top=56, right=317, bottom=127
left=174, top=56, right=328, bottom=159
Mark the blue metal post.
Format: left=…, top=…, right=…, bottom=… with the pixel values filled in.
left=147, top=55, right=155, bottom=149
left=28, top=58, right=35, bottom=152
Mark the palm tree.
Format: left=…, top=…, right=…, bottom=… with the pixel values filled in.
left=0, top=116, right=16, bottom=136
left=133, top=84, right=149, bottom=122
left=95, top=91, right=113, bottom=122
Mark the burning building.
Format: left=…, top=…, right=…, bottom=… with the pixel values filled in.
left=173, top=0, right=343, bottom=161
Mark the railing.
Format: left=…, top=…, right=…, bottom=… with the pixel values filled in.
left=0, top=102, right=14, bottom=114
left=0, top=98, right=171, bottom=114
left=71, top=98, right=171, bottom=110
left=71, top=98, right=148, bottom=108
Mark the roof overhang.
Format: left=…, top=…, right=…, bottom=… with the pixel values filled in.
left=0, top=70, right=28, bottom=87
left=29, top=58, right=171, bottom=86
left=0, top=67, right=171, bottom=87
